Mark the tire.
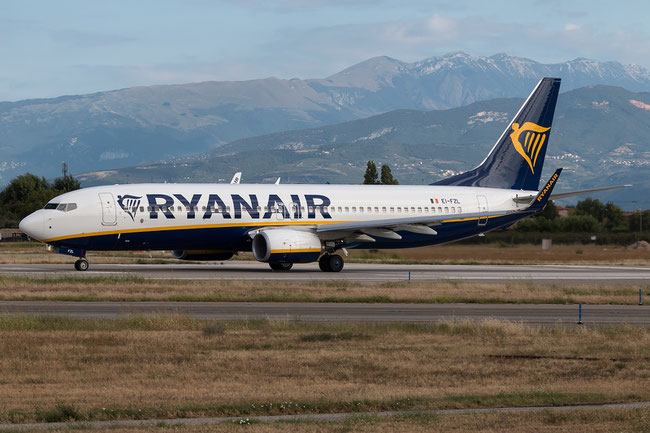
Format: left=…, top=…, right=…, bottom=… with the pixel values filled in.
left=318, top=254, right=331, bottom=272
left=269, top=262, right=293, bottom=271
left=75, top=259, right=89, bottom=272
left=328, top=254, right=344, bottom=272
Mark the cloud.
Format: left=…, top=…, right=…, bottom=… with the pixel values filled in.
left=267, top=13, right=650, bottom=72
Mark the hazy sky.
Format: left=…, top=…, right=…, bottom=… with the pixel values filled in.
left=2, top=0, right=649, bottom=101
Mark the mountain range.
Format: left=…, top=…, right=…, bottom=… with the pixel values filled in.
left=3, top=52, right=650, bottom=185
left=77, top=84, right=650, bottom=207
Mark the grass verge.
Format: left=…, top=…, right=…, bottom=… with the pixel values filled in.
left=0, top=316, right=648, bottom=424
left=0, top=274, right=647, bottom=304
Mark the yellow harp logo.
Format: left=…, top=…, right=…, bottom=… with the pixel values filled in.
left=509, top=122, right=550, bottom=174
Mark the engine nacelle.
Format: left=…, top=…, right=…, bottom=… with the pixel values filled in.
left=171, top=250, right=234, bottom=261
left=252, top=229, right=322, bottom=263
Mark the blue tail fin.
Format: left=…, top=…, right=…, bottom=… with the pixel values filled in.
left=434, top=77, right=561, bottom=191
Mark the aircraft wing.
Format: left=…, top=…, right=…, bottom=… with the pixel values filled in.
left=513, top=184, right=631, bottom=204
left=315, top=210, right=519, bottom=240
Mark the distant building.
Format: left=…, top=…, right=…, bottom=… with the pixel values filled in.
left=556, top=206, right=570, bottom=217
left=0, top=228, right=28, bottom=242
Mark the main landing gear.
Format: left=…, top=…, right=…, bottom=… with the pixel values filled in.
left=269, top=262, right=293, bottom=271
left=319, top=253, right=344, bottom=272
left=74, top=258, right=89, bottom=271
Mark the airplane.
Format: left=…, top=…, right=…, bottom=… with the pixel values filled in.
left=230, top=172, right=241, bottom=184
left=19, top=77, right=628, bottom=272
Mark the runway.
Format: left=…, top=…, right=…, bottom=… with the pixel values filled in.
left=1, top=262, right=649, bottom=283
left=1, top=301, right=648, bottom=326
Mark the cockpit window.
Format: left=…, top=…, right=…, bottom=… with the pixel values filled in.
left=44, top=203, right=77, bottom=212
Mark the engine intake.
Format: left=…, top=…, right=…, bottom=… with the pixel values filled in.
left=252, top=229, right=321, bottom=263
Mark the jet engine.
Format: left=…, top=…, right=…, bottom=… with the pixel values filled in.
left=171, top=250, right=234, bottom=261
left=252, top=229, right=321, bottom=263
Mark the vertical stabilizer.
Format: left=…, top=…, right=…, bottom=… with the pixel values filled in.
left=434, top=77, right=561, bottom=190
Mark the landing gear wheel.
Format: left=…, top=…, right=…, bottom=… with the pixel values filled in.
left=269, top=262, right=293, bottom=271
left=318, top=254, right=331, bottom=272
left=327, top=254, right=344, bottom=272
left=74, top=259, right=89, bottom=272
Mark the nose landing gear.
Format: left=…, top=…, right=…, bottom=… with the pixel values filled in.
left=74, top=258, right=89, bottom=271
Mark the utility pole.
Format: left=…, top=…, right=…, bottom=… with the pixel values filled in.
left=62, top=161, right=68, bottom=179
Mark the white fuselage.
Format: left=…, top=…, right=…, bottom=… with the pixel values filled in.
left=20, top=183, right=533, bottom=252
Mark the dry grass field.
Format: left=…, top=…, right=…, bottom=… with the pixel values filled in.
left=0, top=316, right=648, bottom=426
left=0, top=274, right=646, bottom=304
left=1, top=242, right=649, bottom=266
left=29, top=409, right=650, bottom=433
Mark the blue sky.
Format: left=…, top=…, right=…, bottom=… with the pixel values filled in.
left=2, top=0, right=649, bottom=101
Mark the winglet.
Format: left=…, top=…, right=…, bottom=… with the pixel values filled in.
left=527, top=168, right=562, bottom=212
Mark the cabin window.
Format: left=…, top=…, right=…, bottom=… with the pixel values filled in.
left=451, top=207, right=455, bottom=213
left=390, top=207, right=394, bottom=213
left=411, top=207, right=415, bottom=213
left=351, top=207, right=356, bottom=212
left=382, top=207, right=387, bottom=213
left=308, top=206, right=314, bottom=213
left=444, top=207, right=449, bottom=213
left=359, top=207, right=363, bottom=213
left=458, top=207, right=462, bottom=213
left=344, top=207, right=349, bottom=212
left=438, top=207, right=442, bottom=213
left=337, top=207, right=342, bottom=212
left=202, top=206, right=206, bottom=211
left=140, top=206, right=145, bottom=212
left=367, top=207, right=372, bottom=213
left=404, top=207, right=408, bottom=213
left=375, top=207, right=379, bottom=213
left=397, top=207, right=402, bottom=213
left=418, top=207, right=422, bottom=213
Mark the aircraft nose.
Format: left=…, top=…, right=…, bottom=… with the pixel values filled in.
left=19, top=211, right=45, bottom=240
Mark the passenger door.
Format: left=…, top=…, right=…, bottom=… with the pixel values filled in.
left=476, top=195, right=488, bottom=226
left=99, top=193, right=117, bottom=226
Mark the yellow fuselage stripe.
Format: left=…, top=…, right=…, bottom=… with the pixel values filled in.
left=42, top=214, right=509, bottom=243
left=42, top=220, right=352, bottom=243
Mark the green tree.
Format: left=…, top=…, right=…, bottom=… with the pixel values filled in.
left=363, top=161, right=379, bottom=184
left=628, top=210, right=650, bottom=232
left=557, top=215, right=601, bottom=232
left=534, top=200, right=559, bottom=220
left=53, top=175, right=81, bottom=192
left=603, top=202, right=628, bottom=232
left=380, top=164, right=399, bottom=185
left=0, top=173, right=81, bottom=228
left=575, top=198, right=605, bottom=222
